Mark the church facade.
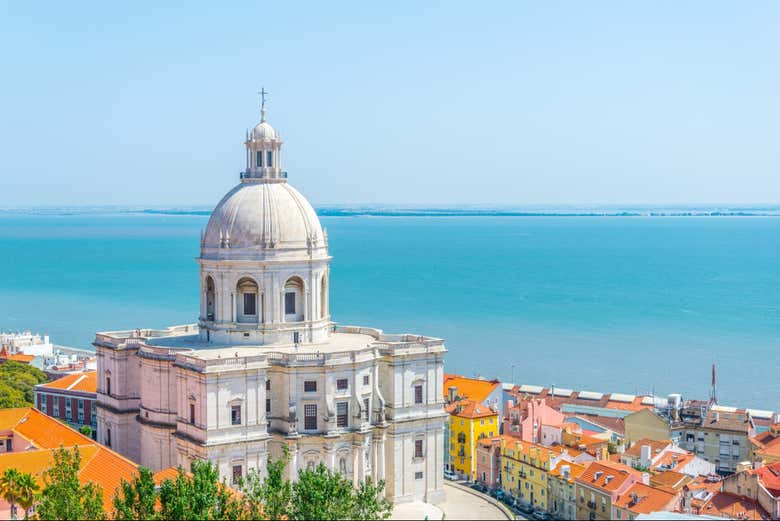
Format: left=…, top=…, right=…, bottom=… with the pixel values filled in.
left=95, top=102, right=446, bottom=504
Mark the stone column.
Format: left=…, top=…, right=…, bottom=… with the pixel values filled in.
left=231, top=292, right=237, bottom=323
left=352, top=445, right=360, bottom=487
left=257, top=292, right=262, bottom=325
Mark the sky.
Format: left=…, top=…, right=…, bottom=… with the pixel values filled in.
left=1, top=1, right=779, bottom=207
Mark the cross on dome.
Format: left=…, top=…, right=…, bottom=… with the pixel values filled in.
left=258, top=87, right=269, bottom=122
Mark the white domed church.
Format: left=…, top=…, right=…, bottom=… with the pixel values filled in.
left=95, top=101, right=447, bottom=505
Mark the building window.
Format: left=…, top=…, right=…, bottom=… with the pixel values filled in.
left=231, top=405, right=241, bottom=425
left=266, top=398, right=271, bottom=415
left=363, top=375, right=370, bottom=386
left=243, top=293, right=256, bottom=315
left=304, top=380, right=317, bottom=393
left=256, top=150, right=263, bottom=167
left=266, top=379, right=271, bottom=391
left=66, top=398, right=72, bottom=421
left=190, top=404, right=196, bottom=425
left=40, top=395, right=47, bottom=413
left=106, top=377, right=111, bottom=395
left=415, top=471, right=423, bottom=480
left=415, top=439, right=424, bottom=459
left=53, top=399, right=59, bottom=417
left=363, top=398, right=370, bottom=421
left=414, top=385, right=423, bottom=404
left=304, top=404, right=317, bottom=430
left=337, top=402, right=348, bottom=428
left=266, top=151, right=273, bottom=167
left=337, top=378, right=348, bottom=391
left=285, top=292, right=296, bottom=315
left=232, top=465, right=242, bottom=484
left=106, top=428, right=111, bottom=447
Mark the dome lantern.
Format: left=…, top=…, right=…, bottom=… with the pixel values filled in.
left=242, top=87, right=286, bottom=182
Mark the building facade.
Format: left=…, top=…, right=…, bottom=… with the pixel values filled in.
left=34, top=371, right=97, bottom=438
left=95, top=103, right=446, bottom=505
left=447, top=400, right=498, bottom=479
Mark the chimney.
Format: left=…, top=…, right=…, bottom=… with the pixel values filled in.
left=595, top=471, right=603, bottom=481
left=772, top=412, right=780, bottom=424
left=605, top=475, right=614, bottom=485
left=640, top=445, right=652, bottom=468
left=642, top=473, right=650, bottom=485
left=713, top=412, right=720, bottom=422
left=447, top=386, right=457, bottom=404
left=561, top=465, right=571, bottom=480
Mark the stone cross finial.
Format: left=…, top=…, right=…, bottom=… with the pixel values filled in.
left=259, top=87, right=269, bottom=122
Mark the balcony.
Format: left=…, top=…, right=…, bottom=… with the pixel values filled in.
left=240, top=170, right=288, bottom=180
left=587, top=500, right=597, bottom=509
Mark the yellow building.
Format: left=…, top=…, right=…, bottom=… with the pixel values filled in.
left=501, top=437, right=566, bottom=511
left=447, top=400, right=499, bottom=478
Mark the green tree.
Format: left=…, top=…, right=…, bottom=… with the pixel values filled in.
left=291, top=463, right=355, bottom=520
left=0, top=361, right=47, bottom=406
left=242, top=453, right=292, bottom=520
left=79, top=425, right=93, bottom=437
left=112, top=467, right=157, bottom=521
left=15, top=472, right=39, bottom=520
left=158, top=460, right=243, bottom=520
left=352, top=477, right=392, bottom=521
left=36, top=446, right=105, bottom=520
left=0, top=468, right=23, bottom=520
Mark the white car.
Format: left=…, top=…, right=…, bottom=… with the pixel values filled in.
left=443, top=469, right=458, bottom=481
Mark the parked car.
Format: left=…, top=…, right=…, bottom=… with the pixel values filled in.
left=531, top=509, right=553, bottom=521
left=443, top=469, right=458, bottom=481
left=516, top=502, right=534, bottom=515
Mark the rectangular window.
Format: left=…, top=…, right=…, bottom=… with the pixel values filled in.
left=415, top=439, right=424, bottom=459
left=337, top=378, right=348, bottom=391
left=304, top=380, right=317, bottom=393
left=232, top=465, right=242, bottom=485
left=337, top=402, right=348, bottom=428
left=106, top=377, right=111, bottom=395
left=6, top=439, right=12, bottom=452
left=415, top=471, right=423, bottom=480
left=190, top=404, right=196, bottom=425
left=364, top=398, right=370, bottom=421
left=256, top=150, right=263, bottom=167
left=106, top=428, right=112, bottom=447
left=414, top=385, right=423, bottom=404
left=266, top=379, right=271, bottom=391
left=53, top=399, right=59, bottom=417
left=363, top=375, right=370, bottom=386
left=304, top=404, right=317, bottom=430
left=78, top=399, right=84, bottom=410
left=266, top=151, right=273, bottom=167
left=243, top=293, right=256, bottom=315
left=231, top=405, right=241, bottom=425
left=266, top=398, right=271, bottom=415
left=285, top=292, right=296, bottom=314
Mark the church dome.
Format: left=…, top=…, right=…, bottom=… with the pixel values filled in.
left=202, top=182, right=325, bottom=257
left=252, top=121, right=277, bottom=140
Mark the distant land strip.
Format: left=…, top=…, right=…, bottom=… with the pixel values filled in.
left=2, top=207, right=780, bottom=217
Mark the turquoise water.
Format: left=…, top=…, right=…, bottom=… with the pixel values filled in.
left=1, top=214, right=779, bottom=409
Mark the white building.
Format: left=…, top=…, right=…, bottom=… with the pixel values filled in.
left=95, top=101, right=447, bottom=505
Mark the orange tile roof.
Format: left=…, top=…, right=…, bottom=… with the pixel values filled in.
left=701, top=492, right=768, bottom=520
left=153, top=467, right=182, bottom=484
left=652, top=452, right=694, bottom=473
left=549, top=461, right=587, bottom=482
left=751, top=427, right=780, bottom=458
left=443, top=374, right=499, bottom=403
left=753, top=461, right=780, bottom=496
left=650, top=470, right=691, bottom=492
left=2, top=353, right=36, bottom=363
left=613, top=482, right=677, bottom=515
left=624, top=438, right=671, bottom=458
left=447, top=399, right=498, bottom=419
left=11, top=408, right=91, bottom=449
left=38, top=371, right=97, bottom=393
left=576, top=460, right=641, bottom=493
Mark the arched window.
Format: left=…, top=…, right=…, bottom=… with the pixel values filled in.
left=320, top=274, right=327, bottom=319
left=236, top=277, right=259, bottom=323
left=284, top=277, right=304, bottom=322
left=339, top=457, right=347, bottom=475
left=205, top=276, right=215, bottom=321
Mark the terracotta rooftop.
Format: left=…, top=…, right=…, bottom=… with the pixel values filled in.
left=443, top=374, right=499, bottom=403
left=751, top=426, right=780, bottom=459
left=702, top=409, right=754, bottom=434
left=0, top=408, right=139, bottom=511
left=575, top=460, right=641, bottom=493
left=650, top=470, right=691, bottom=492
left=548, top=461, right=587, bottom=483
left=613, top=482, right=677, bottom=515
left=446, top=399, right=498, bottom=419
left=624, top=438, right=671, bottom=458
left=37, top=371, right=97, bottom=393
left=700, top=491, right=769, bottom=520
left=510, top=386, right=652, bottom=413
left=753, top=461, right=780, bottom=496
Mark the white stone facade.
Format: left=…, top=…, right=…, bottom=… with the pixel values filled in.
left=95, top=104, right=446, bottom=504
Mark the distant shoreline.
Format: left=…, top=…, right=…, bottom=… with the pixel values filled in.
left=2, top=206, right=780, bottom=217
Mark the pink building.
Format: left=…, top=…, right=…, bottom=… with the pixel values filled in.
left=503, top=398, right=565, bottom=444
left=476, top=436, right=502, bottom=489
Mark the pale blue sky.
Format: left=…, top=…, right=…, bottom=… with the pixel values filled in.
left=1, top=1, right=778, bottom=206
